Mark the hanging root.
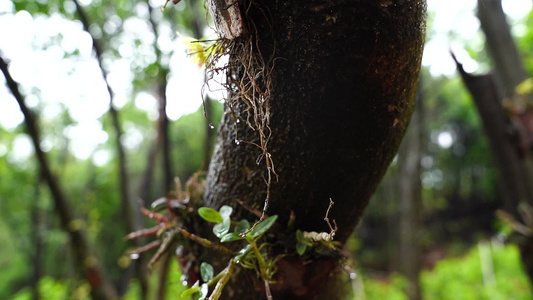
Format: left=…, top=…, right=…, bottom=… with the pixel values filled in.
left=203, top=1, right=277, bottom=219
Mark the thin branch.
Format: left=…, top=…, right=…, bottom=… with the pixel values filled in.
left=176, top=227, right=234, bottom=255
left=189, top=0, right=216, bottom=170
left=207, top=259, right=235, bottom=300
left=324, top=198, right=337, bottom=238
left=128, top=240, right=163, bottom=256
left=0, top=52, right=118, bottom=300
left=138, top=138, right=159, bottom=206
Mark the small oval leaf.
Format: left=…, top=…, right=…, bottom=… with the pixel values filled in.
left=296, top=242, right=307, bottom=256
left=220, top=232, right=245, bottom=243
left=219, top=205, right=233, bottom=221
left=234, top=245, right=251, bottom=262
left=236, top=219, right=250, bottom=233
left=198, top=207, right=223, bottom=223
left=296, top=229, right=304, bottom=241
left=251, top=215, right=278, bottom=238
left=213, top=218, right=230, bottom=238
left=200, top=262, right=214, bottom=282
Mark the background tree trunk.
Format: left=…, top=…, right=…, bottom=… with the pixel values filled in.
left=397, top=84, right=424, bottom=300
left=477, top=0, right=528, bottom=97
left=453, top=56, right=533, bottom=285
left=203, top=0, right=426, bottom=298
left=31, top=177, right=44, bottom=300
left=475, top=0, right=533, bottom=284
left=0, top=53, right=119, bottom=300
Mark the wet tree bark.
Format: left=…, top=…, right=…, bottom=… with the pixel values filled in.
left=203, top=0, right=426, bottom=298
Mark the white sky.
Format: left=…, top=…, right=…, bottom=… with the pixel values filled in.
left=423, top=0, right=532, bottom=76
left=0, top=0, right=531, bottom=163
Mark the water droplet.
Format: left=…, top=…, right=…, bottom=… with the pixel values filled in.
left=180, top=274, right=188, bottom=283
left=209, top=123, right=215, bottom=129
left=175, top=245, right=184, bottom=256
left=181, top=280, right=188, bottom=286
left=236, top=119, right=241, bottom=123
left=129, top=253, right=140, bottom=260
left=235, top=139, right=240, bottom=145
left=350, top=272, right=357, bottom=280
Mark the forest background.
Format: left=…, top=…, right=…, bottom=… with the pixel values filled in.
left=1, top=0, right=533, bottom=299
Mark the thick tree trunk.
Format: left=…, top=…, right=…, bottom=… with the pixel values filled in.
left=204, top=0, right=426, bottom=298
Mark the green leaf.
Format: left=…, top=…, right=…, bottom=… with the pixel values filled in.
left=219, top=205, right=233, bottom=221
left=200, top=262, right=214, bottom=282
left=236, top=219, right=250, bottom=233
left=296, top=230, right=303, bottom=241
left=234, top=245, right=251, bottom=262
left=180, top=281, right=200, bottom=298
left=251, top=215, right=278, bottom=239
left=221, top=232, right=245, bottom=243
left=296, top=242, right=307, bottom=256
left=198, top=207, right=223, bottom=223
left=213, top=218, right=230, bottom=238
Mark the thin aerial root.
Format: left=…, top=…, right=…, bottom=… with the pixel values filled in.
left=203, top=4, right=276, bottom=227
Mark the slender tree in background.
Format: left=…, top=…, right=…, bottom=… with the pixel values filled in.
left=144, top=3, right=177, bottom=299
left=478, top=2, right=533, bottom=281
left=199, top=0, right=427, bottom=298
left=453, top=0, right=533, bottom=284
left=0, top=53, right=119, bottom=300
left=397, top=85, right=424, bottom=300
left=30, top=176, right=44, bottom=300
left=476, top=0, right=533, bottom=202
left=72, top=0, right=148, bottom=296
left=477, top=0, right=529, bottom=98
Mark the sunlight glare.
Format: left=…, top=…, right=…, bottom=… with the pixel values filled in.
left=502, top=0, right=532, bottom=20
left=438, top=131, right=454, bottom=149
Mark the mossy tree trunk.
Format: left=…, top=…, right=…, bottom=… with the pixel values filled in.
left=203, top=0, right=426, bottom=298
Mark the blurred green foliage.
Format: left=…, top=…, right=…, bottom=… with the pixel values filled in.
left=360, top=244, right=532, bottom=300
left=421, top=244, right=532, bottom=300
left=361, top=273, right=409, bottom=300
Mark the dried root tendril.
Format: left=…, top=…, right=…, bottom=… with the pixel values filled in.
left=202, top=3, right=277, bottom=221
left=303, top=199, right=338, bottom=242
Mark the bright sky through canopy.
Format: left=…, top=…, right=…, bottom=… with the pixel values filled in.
left=0, top=0, right=531, bottom=161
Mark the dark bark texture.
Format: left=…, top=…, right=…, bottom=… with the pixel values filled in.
left=204, top=0, right=426, bottom=298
